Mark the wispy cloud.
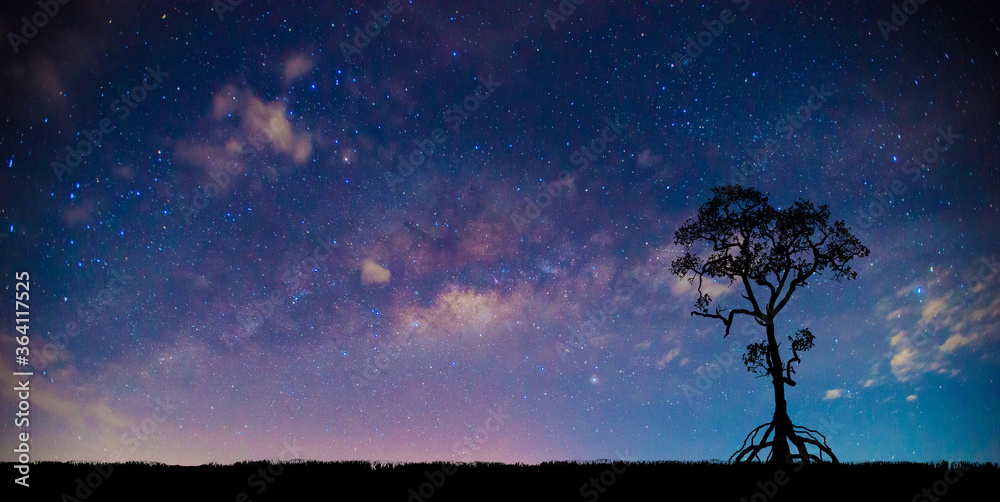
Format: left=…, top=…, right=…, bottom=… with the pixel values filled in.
left=823, top=388, right=845, bottom=400
left=877, top=257, right=999, bottom=383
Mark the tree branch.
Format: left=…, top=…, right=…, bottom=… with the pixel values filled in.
left=691, top=307, right=761, bottom=338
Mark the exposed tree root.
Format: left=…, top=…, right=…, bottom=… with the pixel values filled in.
left=729, top=419, right=838, bottom=465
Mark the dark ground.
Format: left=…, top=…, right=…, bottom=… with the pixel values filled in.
left=3, top=460, right=998, bottom=501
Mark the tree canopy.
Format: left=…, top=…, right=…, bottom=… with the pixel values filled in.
left=670, top=184, right=869, bottom=338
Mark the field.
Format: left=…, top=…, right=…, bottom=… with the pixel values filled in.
left=4, top=460, right=998, bottom=501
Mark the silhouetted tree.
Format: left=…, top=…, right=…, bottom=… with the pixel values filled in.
left=670, top=185, right=869, bottom=465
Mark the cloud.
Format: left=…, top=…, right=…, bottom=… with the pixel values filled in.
left=889, top=330, right=906, bottom=346
left=822, top=388, right=844, bottom=400
left=241, top=94, right=313, bottom=163
left=208, top=85, right=314, bottom=166
left=906, top=394, right=917, bottom=402
left=361, top=259, right=391, bottom=284
left=939, top=333, right=972, bottom=353
left=283, top=54, right=314, bottom=84
left=212, top=83, right=242, bottom=119
left=920, top=297, right=950, bottom=323
left=636, top=149, right=662, bottom=169
left=890, top=348, right=918, bottom=381
left=61, top=201, right=96, bottom=227
left=655, top=347, right=682, bottom=369
left=112, top=164, right=137, bottom=180
left=885, top=307, right=905, bottom=320
left=0, top=17, right=108, bottom=119
left=173, top=139, right=241, bottom=175
left=877, top=259, right=1000, bottom=383
left=0, top=350, right=161, bottom=461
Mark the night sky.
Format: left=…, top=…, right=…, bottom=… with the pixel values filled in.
left=1, top=1, right=998, bottom=467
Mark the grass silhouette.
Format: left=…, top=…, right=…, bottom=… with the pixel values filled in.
left=4, top=459, right=997, bottom=501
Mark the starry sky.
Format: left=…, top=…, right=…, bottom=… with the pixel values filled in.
left=1, top=1, right=998, bottom=466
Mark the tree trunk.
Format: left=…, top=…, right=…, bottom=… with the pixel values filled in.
left=766, top=320, right=791, bottom=464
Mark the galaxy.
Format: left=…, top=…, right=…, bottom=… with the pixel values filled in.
left=0, top=0, right=998, bottom=469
